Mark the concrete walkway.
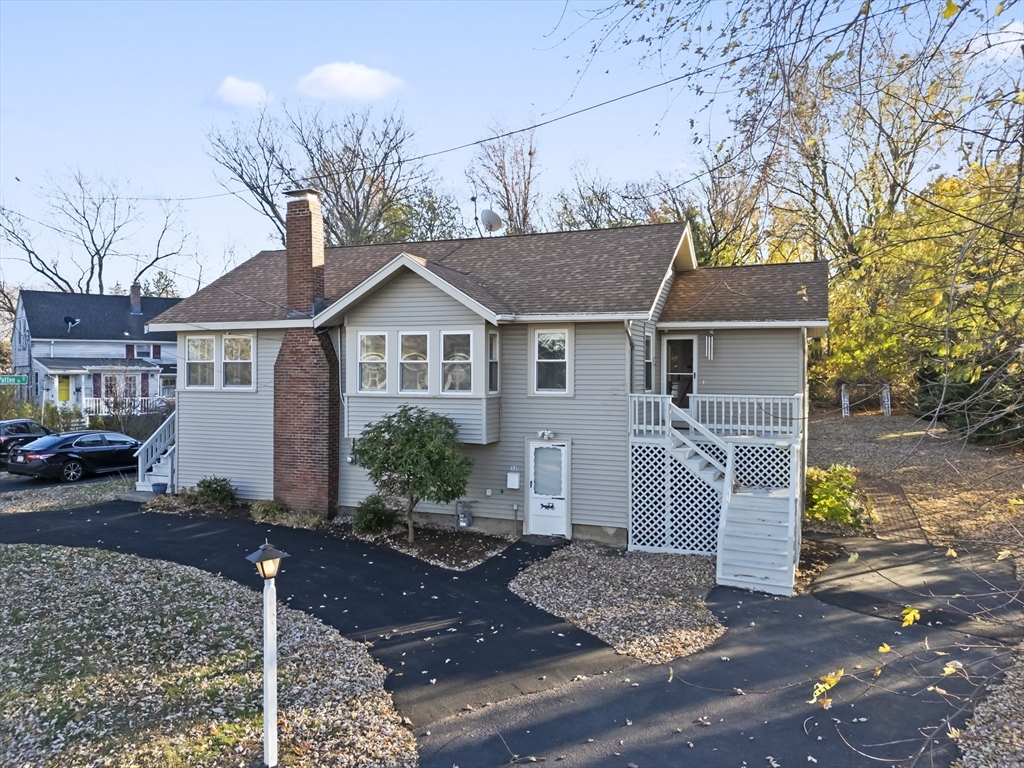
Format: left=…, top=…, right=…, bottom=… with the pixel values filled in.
left=2, top=502, right=1020, bottom=767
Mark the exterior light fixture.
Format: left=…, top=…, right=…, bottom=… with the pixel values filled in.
left=246, top=540, right=290, bottom=767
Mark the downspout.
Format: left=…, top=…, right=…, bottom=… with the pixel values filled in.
left=624, top=320, right=634, bottom=394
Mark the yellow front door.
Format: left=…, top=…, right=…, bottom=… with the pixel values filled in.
left=58, top=376, right=70, bottom=402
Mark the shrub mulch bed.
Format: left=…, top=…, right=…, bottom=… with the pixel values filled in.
left=335, top=520, right=515, bottom=571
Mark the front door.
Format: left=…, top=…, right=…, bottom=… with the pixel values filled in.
left=664, top=337, right=696, bottom=409
left=528, top=441, right=569, bottom=537
left=57, top=376, right=70, bottom=402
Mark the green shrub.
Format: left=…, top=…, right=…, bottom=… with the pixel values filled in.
left=805, top=464, right=872, bottom=529
left=353, top=494, right=401, bottom=535
left=195, top=477, right=237, bottom=511
left=250, top=499, right=288, bottom=523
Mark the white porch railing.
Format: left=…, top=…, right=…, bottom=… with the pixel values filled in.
left=689, top=394, right=802, bottom=437
left=631, top=393, right=802, bottom=439
left=135, top=411, right=176, bottom=485
left=83, top=397, right=174, bottom=416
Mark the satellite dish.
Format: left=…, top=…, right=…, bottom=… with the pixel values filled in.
left=63, top=316, right=80, bottom=332
left=479, top=209, right=503, bottom=233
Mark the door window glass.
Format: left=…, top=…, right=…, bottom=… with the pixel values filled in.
left=533, top=446, right=563, bottom=497
left=666, top=338, right=695, bottom=408
left=105, top=434, right=135, bottom=446
left=74, top=435, right=106, bottom=448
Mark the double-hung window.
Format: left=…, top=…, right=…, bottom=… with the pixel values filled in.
left=644, top=332, right=654, bottom=392
left=535, top=329, right=568, bottom=393
left=488, top=331, right=499, bottom=393
left=359, top=333, right=387, bottom=392
left=441, top=332, right=472, bottom=393
left=399, top=333, right=428, bottom=392
left=186, top=337, right=214, bottom=387
left=134, top=344, right=152, bottom=359
left=223, top=335, right=253, bottom=388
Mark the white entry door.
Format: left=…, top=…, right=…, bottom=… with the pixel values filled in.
left=528, top=441, right=569, bottom=537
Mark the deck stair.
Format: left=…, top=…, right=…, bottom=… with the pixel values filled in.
left=716, top=487, right=798, bottom=596
left=135, top=411, right=176, bottom=492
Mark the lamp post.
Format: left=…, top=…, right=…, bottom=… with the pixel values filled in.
left=246, top=541, right=290, bottom=768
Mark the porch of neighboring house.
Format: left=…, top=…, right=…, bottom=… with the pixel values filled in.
left=629, top=392, right=805, bottom=596
left=36, top=358, right=175, bottom=419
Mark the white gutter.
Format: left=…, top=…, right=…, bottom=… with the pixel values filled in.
left=657, top=320, right=828, bottom=330
left=494, top=313, right=649, bottom=323
left=146, top=319, right=313, bottom=332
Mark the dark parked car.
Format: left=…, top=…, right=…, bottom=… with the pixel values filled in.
left=6, top=430, right=141, bottom=482
left=0, top=419, right=52, bottom=468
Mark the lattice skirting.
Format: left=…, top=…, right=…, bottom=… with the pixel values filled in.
left=630, top=442, right=722, bottom=555
left=694, top=439, right=792, bottom=490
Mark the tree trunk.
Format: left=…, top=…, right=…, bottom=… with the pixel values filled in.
left=406, top=497, right=416, bottom=543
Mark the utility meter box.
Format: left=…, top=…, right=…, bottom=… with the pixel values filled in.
left=506, top=471, right=521, bottom=490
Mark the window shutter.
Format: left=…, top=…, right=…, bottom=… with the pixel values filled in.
left=153, top=344, right=161, bottom=359
left=126, top=344, right=135, bottom=359
left=92, top=373, right=101, bottom=394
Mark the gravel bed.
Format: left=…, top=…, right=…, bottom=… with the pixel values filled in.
left=509, top=541, right=724, bottom=664
left=955, top=643, right=1024, bottom=768
left=0, top=544, right=417, bottom=768
left=0, top=475, right=135, bottom=514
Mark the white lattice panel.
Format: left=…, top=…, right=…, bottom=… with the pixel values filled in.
left=630, top=442, right=721, bottom=554
left=733, top=443, right=791, bottom=489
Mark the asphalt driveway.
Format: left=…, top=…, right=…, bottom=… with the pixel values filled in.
left=1, top=502, right=1018, bottom=767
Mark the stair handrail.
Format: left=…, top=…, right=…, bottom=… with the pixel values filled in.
left=667, top=402, right=728, bottom=474
left=715, top=442, right=736, bottom=582
left=135, top=411, right=176, bottom=481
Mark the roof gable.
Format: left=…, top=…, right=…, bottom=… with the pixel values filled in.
left=19, top=291, right=181, bottom=341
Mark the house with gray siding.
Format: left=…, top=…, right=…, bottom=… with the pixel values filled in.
left=11, top=285, right=179, bottom=418
left=146, top=190, right=828, bottom=595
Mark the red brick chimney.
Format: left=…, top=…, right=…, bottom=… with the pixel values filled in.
left=130, top=282, right=142, bottom=315
left=285, top=189, right=325, bottom=316
left=274, top=189, right=338, bottom=516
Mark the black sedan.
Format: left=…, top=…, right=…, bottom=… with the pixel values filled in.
left=0, top=419, right=52, bottom=467
left=6, top=431, right=141, bottom=483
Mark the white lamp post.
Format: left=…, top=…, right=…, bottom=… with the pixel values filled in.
left=246, top=541, right=290, bottom=768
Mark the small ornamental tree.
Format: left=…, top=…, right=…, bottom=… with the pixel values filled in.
left=352, top=405, right=473, bottom=543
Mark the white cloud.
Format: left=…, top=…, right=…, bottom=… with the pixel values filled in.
left=297, top=62, right=403, bottom=100
left=216, top=76, right=268, bottom=107
left=968, top=20, right=1024, bottom=63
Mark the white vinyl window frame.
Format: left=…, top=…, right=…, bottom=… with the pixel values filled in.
left=398, top=331, right=429, bottom=394
left=529, top=325, right=574, bottom=397
left=222, top=334, right=255, bottom=389
left=488, top=330, right=499, bottom=394
left=134, top=343, right=152, bottom=359
left=184, top=335, right=216, bottom=389
left=357, top=331, right=388, bottom=393
left=644, top=331, right=654, bottom=392
left=440, top=330, right=474, bottom=395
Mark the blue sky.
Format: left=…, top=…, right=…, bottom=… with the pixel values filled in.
left=0, top=0, right=708, bottom=293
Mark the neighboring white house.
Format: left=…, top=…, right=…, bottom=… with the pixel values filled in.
left=147, top=190, right=829, bottom=595
left=11, top=284, right=180, bottom=417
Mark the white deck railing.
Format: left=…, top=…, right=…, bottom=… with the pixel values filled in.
left=689, top=394, right=802, bottom=438
left=83, top=397, right=174, bottom=416
left=135, top=411, right=176, bottom=484
left=630, top=393, right=802, bottom=439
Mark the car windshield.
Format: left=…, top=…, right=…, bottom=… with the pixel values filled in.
left=19, top=434, right=68, bottom=450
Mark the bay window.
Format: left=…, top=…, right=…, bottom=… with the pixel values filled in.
left=441, top=332, right=472, bottom=392
left=400, top=333, right=428, bottom=392
left=359, top=333, right=387, bottom=392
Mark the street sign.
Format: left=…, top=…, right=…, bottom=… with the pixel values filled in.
left=0, top=374, right=28, bottom=386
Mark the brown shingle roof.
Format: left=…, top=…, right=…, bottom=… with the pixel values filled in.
left=659, top=261, right=829, bottom=323
left=152, top=223, right=688, bottom=326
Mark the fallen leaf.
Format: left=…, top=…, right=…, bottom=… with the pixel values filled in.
left=848, top=552, right=859, bottom=563
left=668, top=667, right=674, bottom=683
left=878, top=643, right=892, bottom=653
left=996, top=549, right=1012, bottom=561
left=901, top=607, right=921, bottom=627
left=947, top=726, right=962, bottom=739
left=946, top=547, right=957, bottom=558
